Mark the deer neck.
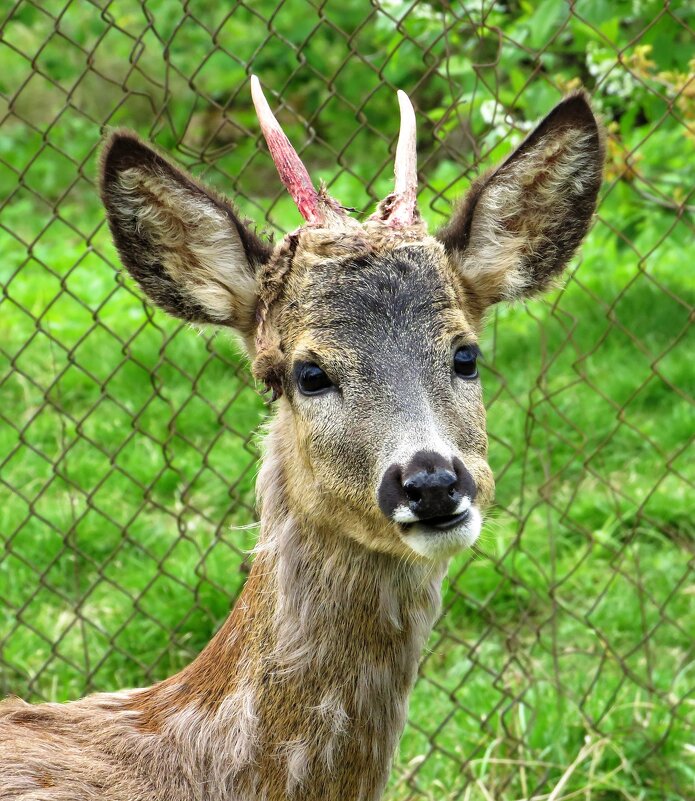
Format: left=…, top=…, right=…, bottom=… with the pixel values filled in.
left=130, top=423, right=445, bottom=800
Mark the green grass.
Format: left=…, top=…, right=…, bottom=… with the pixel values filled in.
left=386, top=203, right=694, bottom=800
left=0, top=196, right=265, bottom=696
left=1, top=1, right=693, bottom=799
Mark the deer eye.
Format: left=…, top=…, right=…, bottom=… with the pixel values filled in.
left=296, top=362, right=334, bottom=396
left=453, top=345, right=479, bottom=379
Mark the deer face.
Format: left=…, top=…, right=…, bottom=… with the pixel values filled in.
left=100, top=80, right=603, bottom=562
left=254, top=233, right=491, bottom=560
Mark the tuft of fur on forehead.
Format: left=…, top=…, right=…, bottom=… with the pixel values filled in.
left=251, top=218, right=433, bottom=397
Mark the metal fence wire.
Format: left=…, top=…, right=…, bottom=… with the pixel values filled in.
left=0, top=1, right=693, bottom=799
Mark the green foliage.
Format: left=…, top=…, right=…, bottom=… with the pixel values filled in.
left=0, top=1, right=692, bottom=799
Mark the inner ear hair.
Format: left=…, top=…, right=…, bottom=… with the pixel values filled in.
left=100, top=130, right=271, bottom=331
left=437, top=91, right=605, bottom=307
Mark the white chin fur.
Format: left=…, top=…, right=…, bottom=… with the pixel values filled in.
left=400, top=506, right=482, bottom=560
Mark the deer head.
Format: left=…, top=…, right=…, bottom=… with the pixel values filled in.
left=100, top=79, right=603, bottom=562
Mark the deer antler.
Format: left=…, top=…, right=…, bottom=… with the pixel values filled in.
left=389, top=90, right=419, bottom=225
left=252, top=78, right=418, bottom=228
left=370, top=90, right=420, bottom=227
left=251, top=76, right=345, bottom=226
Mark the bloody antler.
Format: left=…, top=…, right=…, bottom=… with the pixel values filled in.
left=251, top=76, right=344, bottom=226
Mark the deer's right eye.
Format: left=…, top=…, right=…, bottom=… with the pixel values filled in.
left=453, top=344, right=479, bottom=379
left=296, top=362, right=334, bottom=396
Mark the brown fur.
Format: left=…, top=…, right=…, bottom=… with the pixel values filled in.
left=1, top=93, right=603, bottom=800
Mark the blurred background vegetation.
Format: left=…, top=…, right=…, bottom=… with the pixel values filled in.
left=0, top=1, right=693, bottom=799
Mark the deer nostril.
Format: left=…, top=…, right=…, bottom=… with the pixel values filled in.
left=379, top=451, right=477, bottom=524
left=403, top=481, right=421, bottom=502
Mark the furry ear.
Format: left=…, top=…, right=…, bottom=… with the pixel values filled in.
left=437, top=92, right=604, bottom=309
left=99, top=131, right=271, bottom=333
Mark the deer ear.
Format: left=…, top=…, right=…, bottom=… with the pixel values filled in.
left=437, top=92, right=604, bottom=309
left=99, top=131, right=271, bottom=334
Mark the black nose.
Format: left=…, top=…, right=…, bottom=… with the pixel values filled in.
left=378, top=450, right=477, bottom=526
left=403, top=467, right=458, bottom=519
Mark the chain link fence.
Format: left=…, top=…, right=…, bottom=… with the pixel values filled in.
left=1, top=1, right=693, bottom=799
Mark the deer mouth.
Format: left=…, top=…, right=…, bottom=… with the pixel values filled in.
left=401, top=508, right=471, bottom=532
left=398, top=505, right=481, bottom=560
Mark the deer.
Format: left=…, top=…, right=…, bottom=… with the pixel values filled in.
left=0, top=77, right=604, bottom=801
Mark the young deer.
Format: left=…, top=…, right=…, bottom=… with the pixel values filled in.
left=1, top=79, right=603, bottom=801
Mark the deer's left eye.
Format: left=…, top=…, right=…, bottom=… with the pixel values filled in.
left=296, top=362, right=334, bottom=396
left=453, top=345, right=479, bottom=379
